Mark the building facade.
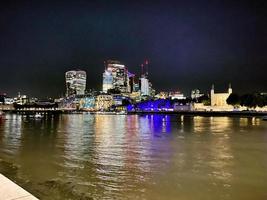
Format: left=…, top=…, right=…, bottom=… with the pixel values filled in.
left=191, top=89, right=204, bottom=99
left=95, top=94, right=114, bottom=111
left=65, top=70, right=87, bottom=96
left=140, top=76, right=149, bottom=96
left=79, top=96, right=96, bottom=111
left=102, top=60, right=130, bottom=93
left=210, top=84, right=232, bottom=106
left=102, top=70, right=113, bottom=93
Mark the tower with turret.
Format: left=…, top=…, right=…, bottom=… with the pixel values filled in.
left=210, top=84, right=233, bottom=107
left=228, top=83, right=232, bottom=94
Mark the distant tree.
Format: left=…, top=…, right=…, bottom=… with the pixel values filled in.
left=264, top=95, right=267, bottom=106
left=226, top=93, right=240, bottom=106
left=196, top=95, right=210, bottom=106
left=122, top=99, right=131, bottom=106
left=107, top=88, right=121, bottom=94
left=171, top=98, right=190, bottom=105
left=239, top=93, right=267, bottom=108
left=240, top=94, right=257, bottom=108
left=254, top=94, right=265, bottom=107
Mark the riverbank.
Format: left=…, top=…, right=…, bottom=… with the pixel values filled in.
left=2, top=109, right=267, bottom=117
left=0, top=173, right=38, bottom=200
left=128, top=110, right=267, bottom=117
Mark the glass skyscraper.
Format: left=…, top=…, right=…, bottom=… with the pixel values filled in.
left=65, top=70, right=87, bottom=96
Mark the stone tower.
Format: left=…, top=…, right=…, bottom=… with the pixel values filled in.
left=228, top=83, right=232, bottom=94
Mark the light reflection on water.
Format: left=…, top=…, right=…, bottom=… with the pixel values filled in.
left=0, top=114, right=267, bottom=200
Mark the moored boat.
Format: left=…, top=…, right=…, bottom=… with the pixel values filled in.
left=262, top=116, right=267, bottom=121
left=116, top=110, right=127, bottom=115
left=34, top=113, right=43, bottom=119
left=95, top=111, right=116, bottom=115
left=94, top=110, right=127, bottom=115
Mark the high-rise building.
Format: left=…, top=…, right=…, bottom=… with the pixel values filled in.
left=140, top=76, right=149, bottom=96
left=102, top=70, right=113, bottom=93
left=128, top=72, right=135, bottom=93
left=102, top=60, right=131, bottom=93
left=65, top=70, right=87, bottom=96
left=139, top=59, right=155, bottom=97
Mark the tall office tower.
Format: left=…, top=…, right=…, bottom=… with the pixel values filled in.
left=102, top=70, right=113, bottom=93
left=128, top=72, right=135, bottom=93
left=102, top=60, right=130, bottom=93
left=65, top=70, right=87, bottom=96
left=139, top=59, right=152, bottom=96
left=140, top=76, right=149, bottom=96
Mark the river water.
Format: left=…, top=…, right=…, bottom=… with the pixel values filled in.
left=0, top=114, right=267, bottom=200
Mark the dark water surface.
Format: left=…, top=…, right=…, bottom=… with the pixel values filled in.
left=0, top=114, right=267, bottom=200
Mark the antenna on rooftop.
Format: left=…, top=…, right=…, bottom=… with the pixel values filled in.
left=141, top=63, right=144, bottom=76
left=145, top=59, right=149, bottom=76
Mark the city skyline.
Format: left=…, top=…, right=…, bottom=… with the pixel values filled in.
left=0, top=0, right=266, bottom=97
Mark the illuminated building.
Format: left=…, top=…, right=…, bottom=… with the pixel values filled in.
left=169, top=91, right=186, bottom=100
left=60, top=96, right=76, bottom=110
left=155, top=91, right=185, bottom=100
left=113, top=95, right=123, bottom=106
left=129, top=91, right=141, bottom=102
left=140, top=76, right=149, bottom=96
left=79, top=96, right=96, bottom=111
left=0, top=93, right=14, bottom=105
left=138, top=59, right=155, bottom=97
left=102, top=60, right=130, bottom=93
left=95, top=94, right=113, bottom=110
left=102, top=70, right=113, bottom=93
left=191, top=89, right=204, bottom=99
left=3, top=97, right=14, bottom=105
left=128, top=72, right=135, bottom=93
left=133, top=83, right=139, bottom=92
left=211, top=84, right=232, bottom=106
left=127, top=99, right=172, bottom=112
left=13, top=93, right=28, bottom=105
left=155, top=91, right=169, bottom=99
left=65, top=70, right=87, bottom=96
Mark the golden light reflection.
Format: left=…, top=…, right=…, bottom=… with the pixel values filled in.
left=251, top=117, right=261, bottom=126
left=191, top=117, right=234, bottom=183
left=2, top=114, right=22, bottom=155
left=209, top=117, right=232, bottom=135
left=239, top=117, right=261, bottom=127
left=93, top=115, right=127, bottom=183
left=239, top=118, right=249, bottom=127
left=193, top=116, right=208, bottom=133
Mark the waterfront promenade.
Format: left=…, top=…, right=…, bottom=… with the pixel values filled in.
left=128, top=110, right=267, bottom=117
left=1, top=108, right=267, bottom=117
left=0, top=174, right=38, bottom=200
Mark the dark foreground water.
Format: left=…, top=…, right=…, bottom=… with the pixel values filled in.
left=0, top=114, right=267, bottom=200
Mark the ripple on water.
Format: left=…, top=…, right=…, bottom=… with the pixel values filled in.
left=1, top=114, right=267, bottom=199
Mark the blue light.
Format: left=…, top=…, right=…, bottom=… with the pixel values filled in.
left=127, top=99, right=173, bottom=112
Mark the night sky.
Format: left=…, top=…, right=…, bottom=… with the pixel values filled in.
left=0, top=0, right=266, bottom=98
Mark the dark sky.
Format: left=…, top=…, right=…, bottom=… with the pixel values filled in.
left=0, top=0, right=266, bottom=98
